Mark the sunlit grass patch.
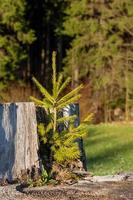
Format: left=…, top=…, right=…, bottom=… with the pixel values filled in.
left=85, top=123, right=133, bottom=175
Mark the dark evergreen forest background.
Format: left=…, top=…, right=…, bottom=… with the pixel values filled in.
left=0, top=0, right=133, bottom=122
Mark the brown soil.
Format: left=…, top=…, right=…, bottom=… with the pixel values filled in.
left=24, top=181, right=133, bottom=200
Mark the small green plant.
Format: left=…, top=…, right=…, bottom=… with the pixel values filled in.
left=30, top=52, right=90, bottom=182
left=26, top=166, right=57, bottom=187
left=41, top=165, right=49, bottom=183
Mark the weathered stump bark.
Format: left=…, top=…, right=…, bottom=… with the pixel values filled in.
left=62, top=103, right=87, bottom=171
left=0, top=102, right=39, bottom=182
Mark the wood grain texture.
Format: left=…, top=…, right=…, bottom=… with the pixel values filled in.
left=0, top=102, right=39, bottom=182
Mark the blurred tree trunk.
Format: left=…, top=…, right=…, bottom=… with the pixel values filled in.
left=125, top=53, right=129, bottom=122
left=44, top=24, right=51, bottom=88
left=104, top=88, right=108, bottom=123
left=71, top=55, right=79, bottom=88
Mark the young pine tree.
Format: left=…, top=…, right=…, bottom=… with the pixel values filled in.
left=30, top=52, right=90, bottom=177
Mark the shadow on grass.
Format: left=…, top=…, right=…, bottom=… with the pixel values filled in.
left=86, top=141, right=133, bottom=170
left=85, top=134, right=117, bottom=146
left=85, top=125, right=119, bottom=148
left=87, top=125, right=114, bottom=139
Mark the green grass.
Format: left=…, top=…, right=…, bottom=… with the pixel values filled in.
left=85, top=123, right=133, bottom=175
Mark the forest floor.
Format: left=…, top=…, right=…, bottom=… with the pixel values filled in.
left=0, top=173, right=133, bottom=200
left=23, top=181, right=133, bottom=200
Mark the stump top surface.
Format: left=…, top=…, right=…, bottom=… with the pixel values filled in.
left=0, top=102, right=35, bottom=105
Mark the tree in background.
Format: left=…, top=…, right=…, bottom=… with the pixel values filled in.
left=0, top=0, right=35, bottom=95
left=0, top=0, right=133, bottom=122
left=0, top=0, right=67, bottom=101
left=63, top=0, right=133, bottom=121
left=27, top=0, right=66, bottom=85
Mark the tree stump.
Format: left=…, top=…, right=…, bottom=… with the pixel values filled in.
left=0, top=102, right=39, bottom=183
left=62, top=103, right=87, bottom=171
